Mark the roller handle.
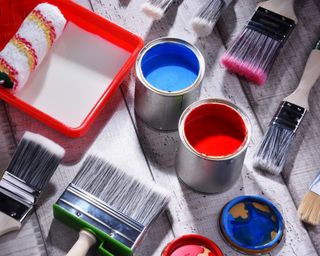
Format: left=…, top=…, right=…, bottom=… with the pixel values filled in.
left=66, top=230, right=97, bottom=256
left=258, top=0, right=297, bottom=23
left=285, top=43, right=320, bottom=111
left=0, top=72, right=13, bottom=89
left=0, top=211, right=21, bottom=236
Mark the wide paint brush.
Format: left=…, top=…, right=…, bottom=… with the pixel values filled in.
left=54, top=155, right=170, bottom=256
left=221, top=0, right=297, bottom=85
left=254, top=40, right=320, bottom=175
left=0, top=132, right=65, bottom=236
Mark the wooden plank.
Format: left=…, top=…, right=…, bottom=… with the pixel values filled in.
left=217, top=0, right=320, bottom=251
left=90, top=0, right=319, bottom=255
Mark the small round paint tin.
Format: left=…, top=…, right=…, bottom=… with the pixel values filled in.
left=134, top=37, right=205, bottom=130
left=162, top=234, right=223, bottom=256
left=219, top=196, right=284, bottom=255
left=176, top=98, right=251, bottom=193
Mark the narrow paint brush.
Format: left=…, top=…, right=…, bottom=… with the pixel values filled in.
left=298, top=173, right=320, bottom=225
left=53, top=155, right=170, bottom=256
left=0, top=132, right=65, bottom=236
left=192, top=0, right=233, bottom=38
left=253, top=40, right=320, bottom=175
left=141, top=0, right=175, bottom=20
left=221, top=0, right=297, bottom=85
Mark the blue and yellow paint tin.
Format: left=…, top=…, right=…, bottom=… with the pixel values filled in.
left=134, top=37, right=205, bottom=130
left=219, top=196, right=284, bottom=255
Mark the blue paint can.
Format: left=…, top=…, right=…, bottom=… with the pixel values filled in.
left=135, top=38, right=205, bottom=130
left=219, top=195, right=284, bottom=255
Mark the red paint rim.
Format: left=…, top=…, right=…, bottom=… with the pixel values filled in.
left=162, top=234, right=224, bottom=256
left=179, top=99, right=251, bottom=160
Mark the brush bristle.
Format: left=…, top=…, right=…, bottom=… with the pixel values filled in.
left=253, top=125, right=295, bottom=175
left=192, top=18, right=215, bottom=38
left=6, top=132, right=65, bottom=190
left=221, top=28, right=281, bottom=85
left=192, top=0, right=225, bottom=37
left=73, top=155, right=170, bottom=226
left=141, top=0, right=174, bottom=20
left=298, top=191, right=320, bottom=225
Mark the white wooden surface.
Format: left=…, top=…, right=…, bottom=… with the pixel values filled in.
left=0, top=0, right=320, bottom=255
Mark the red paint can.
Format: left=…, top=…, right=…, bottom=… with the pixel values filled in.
left=162, top=234, right=223, bottom=256
left=176, top=98, right=251, bottom=193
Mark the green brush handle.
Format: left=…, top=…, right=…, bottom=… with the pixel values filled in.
left=258, top=0, right=297, bottom=23
left=284, top=41, right=320, bottom=110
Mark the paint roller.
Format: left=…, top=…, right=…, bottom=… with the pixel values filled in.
left=0, top=3, right=66, bottom=92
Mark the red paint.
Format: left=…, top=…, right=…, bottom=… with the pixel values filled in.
left=162, top=234, right=223, bottom=256
left=171, top=244, right=214, bottom=256
left=184, top=103, right=246, bottom=157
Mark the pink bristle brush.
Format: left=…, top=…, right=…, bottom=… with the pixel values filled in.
left=221, top=0, right=297, bottom=85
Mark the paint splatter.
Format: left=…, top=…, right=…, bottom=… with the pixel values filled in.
left=230, top=203, right=249, bottom=219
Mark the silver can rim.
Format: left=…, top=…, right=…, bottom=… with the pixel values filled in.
left=178, top=98, right=252, bottom=161
left=135, top=37, right=205, bottom=97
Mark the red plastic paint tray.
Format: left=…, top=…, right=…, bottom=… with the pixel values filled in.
left=0, top=0, right=143, bottom=137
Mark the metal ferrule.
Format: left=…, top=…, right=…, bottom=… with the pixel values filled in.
left=271, top=101, right=306, bottom=132
left=56, top=184, right=145, bottom=249
left=248, top=7, right=296, bottom=45
left=0, top=171, right=39, bottom=222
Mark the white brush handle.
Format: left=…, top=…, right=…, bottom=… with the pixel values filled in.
left=284, top=49, right=320, bottom=110
left=0, top=211, right=21, bottom=236
left=258, top=0, right=297, bottom=23
left=66, top=230, right=96, bottom=256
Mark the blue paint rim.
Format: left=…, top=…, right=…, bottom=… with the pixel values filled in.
left=220, top=195, right=284, bottom=253
left=135, top=37, right=205, bottom=96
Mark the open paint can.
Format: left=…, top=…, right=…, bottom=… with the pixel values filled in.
left=176, top=98, right=251, bottom=193
left=219, top=196, right=284, bottom=255
left=162, top=234, right=223, bottom=256
left=134, top=37, right=205, bottom=130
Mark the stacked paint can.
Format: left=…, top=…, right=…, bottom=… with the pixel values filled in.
left=135, top=38, right=205, bottom=130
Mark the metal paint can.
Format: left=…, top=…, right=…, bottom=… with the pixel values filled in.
left=134, top=38, right=205, bottom=130
left=176, top=98, right=251, bottom=193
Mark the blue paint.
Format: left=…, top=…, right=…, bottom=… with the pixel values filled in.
left=141, top=42, right=200, bottom=92
left=220, top=196, right=284, bottom=253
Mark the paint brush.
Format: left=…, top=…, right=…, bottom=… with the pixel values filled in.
left=221, top=0, right=297, bottom=85
left=53, top=155, right=170, bottom=256
left=253, top=40, right=320, bottom=175
left=298, top=173, right=320, bottom=225
left=141, top=0, right=175, bottom=20
left=192, top=0, right=233, bottom=38
left=0, top=132, right=65, bottom=236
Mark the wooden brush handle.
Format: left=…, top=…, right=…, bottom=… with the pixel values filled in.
left=66, top=230, right=96, bottom=256
left=258, top=0, right=297, bottom=23
left=284, top=49, right=320, bottom=110
left=0, top=211, right=21, bottom=236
